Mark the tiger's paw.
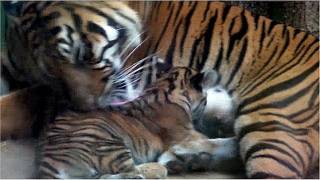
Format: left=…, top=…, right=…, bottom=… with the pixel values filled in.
left=158, top=146, right=212, bottom=174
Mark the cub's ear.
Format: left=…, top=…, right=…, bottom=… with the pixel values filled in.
left=191, top=69, right=219, bottom=91
left=154, top=57, right=172, bottom=78
left=201, top=69, right=219, bottom=90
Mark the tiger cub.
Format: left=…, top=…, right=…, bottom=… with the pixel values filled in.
left=36, top=67, right=238, bottom=178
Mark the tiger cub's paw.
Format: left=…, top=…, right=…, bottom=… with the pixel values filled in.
left=100, top=163, right=167, bottom=179
left=158, top=147, right=211, bottom=174
left=136, top=162, right=167, bottom=179
left=100, top=172, right=144, bottom=179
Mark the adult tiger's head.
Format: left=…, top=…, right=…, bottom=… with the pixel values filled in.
left=4, top=1, right=144, bottom=110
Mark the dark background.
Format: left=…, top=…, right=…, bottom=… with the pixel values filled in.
left=226, top=1, right=319, bottom=36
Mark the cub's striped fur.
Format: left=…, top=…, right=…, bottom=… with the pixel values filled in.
left=37, top=67, right=223, bottom=178
left=127, top=2, right=319, bottom=178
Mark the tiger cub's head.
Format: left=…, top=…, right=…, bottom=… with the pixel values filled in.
left=149, top=67, right=218, bottom=119
left=4, top=1, right=143, bottom=110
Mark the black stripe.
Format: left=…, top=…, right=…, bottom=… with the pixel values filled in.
left=99, top=3, right=137, bottom=24
left=197, top=12, right=217, bottom=70
left=41, top=11, right=61, bottom=24
left=294, top=107, right=318, bottom=124
left=267, top=20, right=278, bottom=34
left=225, top=38, right=248, bottom=87
left=240, top=46, right=278, bottom=95
left=47, top=26, right=62, bottom=37
left=213, top=40, right=223, bottom=71
left=56, top=38, right=71, bottom=46
left=226, top=10, right=248, bottom=62
left=274, top=30, right=289, bottom=64
left=109, top=151, right=132, bottom=173
left=72, top=13, right=82, bottom=32
left=87, top=21, right=108, bottom=39
left=165, top=18, right=183, bottom=65
left=179, top=2, right=197, bottom=56
left=117, top=153, right=134, bottom=172
left=303, top=44, right=319, bottom=64
left=41, top=154, right=75, bottom=169
left=293, top=29, right=302, bottom=38
left=266, top=33, right=275, bottom=48
left=298, top=139, right=314, bottom=164
left=98, top=40, right=117, bottom=63
left=153, top=2, right=162, bottom=21
left=245, top=142, right=301, bottom=167
left=96, top=146, right=126, bottom=154
left=250, top=154, right=302, bottom=177
left=268, top=47, right=313, bottom=82
left=173, top=2, right=184, bottom=25
left=188, top=36, right=201, bottom=68
left=201, top=2, right=210, bottom=23
left=238, top=120, right=308, bottom=140
left=221, top=5, right=231, bottom=21
left=151, top=4, right=175, bottom=54
left=65, top=25, right=75, bottom=45
left=240, top=62, right=318, bottom=110
left=39, top=161, right=60, bottom=176
left=44, top=143, right=92, bottom=155
left=240, top=77, right=317, bottom=114
left=257, top=20, right=266, bottom=55
left=309, top=85, right=319, bottom=107
left=263, top=139, right=306, bottom=171
left=295, top=33, right=309, bottom=53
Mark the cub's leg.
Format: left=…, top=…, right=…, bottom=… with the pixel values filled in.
left=235, top=115, right=319, bottom=178
left=158, top=131, right=242, bottom=174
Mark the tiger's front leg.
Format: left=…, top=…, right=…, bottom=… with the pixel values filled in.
left=158, top=131, right=242, bottom=174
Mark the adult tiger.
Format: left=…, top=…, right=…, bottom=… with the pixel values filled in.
left=126, top=2, right=319, bottom=178
left=1, top=1, right=144, bottom=110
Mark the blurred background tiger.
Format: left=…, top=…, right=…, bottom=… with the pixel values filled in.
left=36, top=66, right=240, bottom=178
left=1, top=1, right=147, bottom=110
left=124, top=1, right=319, bottom=178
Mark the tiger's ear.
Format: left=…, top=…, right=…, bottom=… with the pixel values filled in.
left=191, top=69, right=219, bottom=91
